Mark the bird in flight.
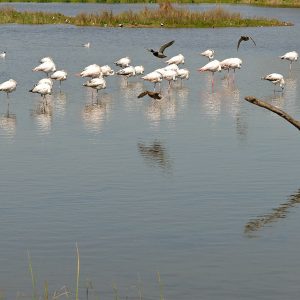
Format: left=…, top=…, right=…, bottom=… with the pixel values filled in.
left=138, top=90, right=162, bottom=100
left=147, top=40, right=175, bottom=58
left=237, top=36, right=256, bottom=51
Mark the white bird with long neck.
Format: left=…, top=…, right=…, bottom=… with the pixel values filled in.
left=198, top=59, right=221, bottom=87
left=51, top=70, right=67, bottom=88
left=157, top=69, right=178, bottom=90
left=100, top=65, right=114, bottom=77
left=33, top=58, right=56, bottom=77
left=166, top=54, right=185, bottom=65
left=83, top=77, right=106, bottom=95
left=114, top=57, right=131, bottom=68
left=280, top=51, right=298, bottom=70
left=29, top=82, right=52, bottom=99
left=201, top=49, right=215, bottom=61
left=79, top=64, right=102, bottom=78
left=116, top=66, right=136, bottom=84
left=177, top=68, right=189, bottom=86
left=142, top=71, right=163, bottom=91
left=220, top=58, right=242, bottom=72
left=261, top=73, right=285, bottom=92
left=0, top=79, right=17, bottom=97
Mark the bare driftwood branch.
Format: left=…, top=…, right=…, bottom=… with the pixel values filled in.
left=244, top=96, right=300, bottom=131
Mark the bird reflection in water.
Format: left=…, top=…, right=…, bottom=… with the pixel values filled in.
left=82, top=93, right=112, bottom=133
left=245, top=189, right=300, bottom=235
left=200, top=90, right=221, bottom=121
left=53, top=91, right=67, bottom=117
left=0, top=110, right=16, bottom=138
left=31, top=98, right=53, bottom=134
left=122, top=81, right=145, bottom=111
left=137, top=140, right=172, bottom=171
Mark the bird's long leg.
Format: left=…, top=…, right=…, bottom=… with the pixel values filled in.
left=290, top=61, right=292, bottom=71
left=153, top=82, right=156, bottom=92
left=6, top=102, right=10, bottom=118
left=211, top=72, right=214, bottom=88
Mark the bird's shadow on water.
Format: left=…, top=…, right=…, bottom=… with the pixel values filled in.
left=137, top=140, right=172, bottom=173
left=244, top=188, right=300, bottom=237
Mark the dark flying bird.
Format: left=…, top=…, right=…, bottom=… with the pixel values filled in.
left=147, top=40, right=175, bottom=58
left=138, top=90, right=162, bottom=100
left=237, top=36, right=256, bottom=51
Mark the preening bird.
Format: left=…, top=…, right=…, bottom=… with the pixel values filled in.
left=0, top=79, right=17, bottom=97
left=198, top=59, right=222, bottom=87
left=114, top=57, right=131, bottom=68
left=166, top=54, right=184, bottom=65
left=33, top=58, right=56, bottom=77
left=237, top=36, right=256, bottom=51
left=116, top=66, right=136, bottom=81
left=261, top=73, right=285, bottom=92
left=201, top=49, right=214, bottom=61
left=141, top=71, right=163, bottom=91
left=100, top=65, right=115, bottom=76
left=51, top=70, right=67, bottom=88
left=138, top=90, right=162, bottom=100
left=83, top=77, right=106, bottom=93
left=280, top=51, right=298, bottom=70
left=79, top=64, right=102, bottom=78
left=147, top=40, right=175, bottom=58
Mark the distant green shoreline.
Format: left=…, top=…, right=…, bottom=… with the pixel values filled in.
left=0, top=2, right=293, bottom=27
left=0, top=0, right=299, bottom=8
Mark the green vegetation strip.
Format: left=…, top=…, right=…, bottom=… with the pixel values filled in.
left=0, top=2, right=292, bottom=27
left=1, top=0, right=300, bottom=8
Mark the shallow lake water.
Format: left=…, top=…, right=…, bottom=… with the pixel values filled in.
left=0, top=3, right=300, bottom=300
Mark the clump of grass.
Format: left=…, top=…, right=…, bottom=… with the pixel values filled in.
left=0, top=3, right=292, bottom=27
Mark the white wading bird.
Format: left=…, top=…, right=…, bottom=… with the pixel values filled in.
left=79, top=64, right=102, bottom=78
left=261, top=73, right=285, bottom=92
left=280, top=51, right=298, bottom=71
left=166, top=54, right=185, bottom=65
left=0, top=79, right=17, bottom=98
left=83, top=77, right=106, bottom=98
left=114, top=57, right=131, bottom=68
left=33, top=58, right=56, bottom=77
left=177, top=68, right=190, bottom=86
left=116, top=66, right=136, bottom=84
left=201, top=49, right=215, bottom=61
left=198, top=59, right=221, bottom=87
left=51, top=70, right=67, bottom=88
left=142, top=71, right=163, bottom=91
left=100, top=65, right=115, bottom=77
left=29, top=82, right=52, bottom=99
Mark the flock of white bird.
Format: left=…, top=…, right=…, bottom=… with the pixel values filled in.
left=0, top=44, right=298, bottom=108
left=199, top=49, right=299, bottom=91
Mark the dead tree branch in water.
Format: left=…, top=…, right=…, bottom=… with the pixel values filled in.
left=244, top=96, right=300, bottom=131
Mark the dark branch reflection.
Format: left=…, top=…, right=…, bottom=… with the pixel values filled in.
left=137, top=140, right=172, bottom=171
left=245, top=189, right=300, bottom=234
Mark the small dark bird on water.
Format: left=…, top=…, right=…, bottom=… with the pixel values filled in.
left=237, top=35, right=256, bottom=51
left=147, top=40, right=175, bottom=58
left=138, top=90, right=162, bottom=100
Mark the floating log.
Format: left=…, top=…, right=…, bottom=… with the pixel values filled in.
left=244, top=96, right=300, bottom=131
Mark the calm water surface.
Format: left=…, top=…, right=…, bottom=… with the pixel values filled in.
left=0, top=4, right=300, bottom=300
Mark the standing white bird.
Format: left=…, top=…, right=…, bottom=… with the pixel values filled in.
left=177, top=68, right=190, bottom=86
left=134, top=66, right=145, bottom=75
left=114, top=57, right=131, bottom=68
left=201, top=49, right=215, bottom=61
left=51, top=70, right=67, bottom=88
left=0, top=51, right=6, bottom=58
left=80, top=64, right=102, bottom=78
left=142, top=71, right=163, bottom=91
left=116, top=66, right=136, bottom=84
left=83, top=42, right=90, bottom=48
left=166, top=54, right=185, bottom=65
left=220, top=58, right=242, bottom=72
left=198, top=59, right=221, bottom=87
left=83, top=77, right=106, bottom=98
left=100, top=65, right=115, bottom=76
left=157, top=69, right=178, bottom=90
left=280, top=51, right=298, bottom=71
left=33, top=59, right=56, bottom=77
left=29, top=82, right=52, bottom=99
left=0, top=79, right=17, bottom=114
left=0, top=79, right=17, bottom=97
left=163, top=64, right=179, bottom=72
left=261, top=73, right=285, bottom=92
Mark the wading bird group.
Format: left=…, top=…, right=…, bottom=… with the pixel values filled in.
left=0, top=35, right=298, bottom=114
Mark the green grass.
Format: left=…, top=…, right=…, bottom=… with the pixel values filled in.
left=0, top=2, right=292, bottom=27
left=1, top=0, right=300, bottom=8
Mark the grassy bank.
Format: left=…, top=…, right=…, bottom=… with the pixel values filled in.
left=1, top=0, right=300, bottom=8
left=0, top=2, right=291, bottom=27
